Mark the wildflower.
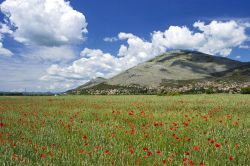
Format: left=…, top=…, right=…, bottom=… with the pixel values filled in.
left=162, top=159, right=167, bottom=164
left=147, top=151, right=152, bottom=156
left=229, top=155, right=234, bottom=160
left=194, top=145, right=199, bottom=151
left=111, top=133, right=115, bottom=138
left=128, top=145, right=133, bottom=149
left=129, top=111, right=134, bottom=115
left=189, top=160, right=194, bottom=165
left=130, top=150, right=134, bottom=154
left=156, top=150, right=161, bottom=154
left=143, top=147, right=149, bottom=151
left=40, top=154, right=46, bottom=159
left=104, top=150, right=109, bottom=154
left=183, top=121, right=189, bottom=126
left=185, top=151, right=190, bottom=155
left=96, top=145, right=101, bottom=149
left=12, top=153, right=18, bottom=160
left=79, top=149, right=84, bottom=155
left=0, top=122, right=3, bottom=128
left=200, top=162, right=205, bottom=166
left=185, top=137, right=191, bottom=141
left=173, top=122, right=178, bottom=126
left=210, top=139, right=215, bottom=144
left=215, top=143, right=220, bottom=148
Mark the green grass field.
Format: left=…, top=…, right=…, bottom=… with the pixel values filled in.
left=0, top=95, right=249, bottom=165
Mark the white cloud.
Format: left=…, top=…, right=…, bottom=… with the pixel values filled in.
left=22, top=46, right=76, bottom=62
left=0, top=0, right=87, bottom=46
left=0, top=23, right=13, bottom=37
left=151, top=20, right=249, bottom=56
left=41, top=20, right=250, bottom=90
left=239, top=45, right=249, bottom=49
left=104, top=37, right=118, bottom=42
left=0, top=23, right=13, bottom=57
left=194, top=20, right=249, bottom=56
left=0, top=43, right=13, bottom=56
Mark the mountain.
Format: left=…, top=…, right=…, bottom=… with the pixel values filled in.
left=76, top=77, right=107, bottom=90
left=68, top=50, right=250, bottom=95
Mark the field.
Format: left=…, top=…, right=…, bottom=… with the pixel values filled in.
left=0, top=95, right=249, bottom=165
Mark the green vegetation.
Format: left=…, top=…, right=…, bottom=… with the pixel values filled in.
left=0, top=95, right=249, bottom=165
left=241, top=86, right=250, bottom=94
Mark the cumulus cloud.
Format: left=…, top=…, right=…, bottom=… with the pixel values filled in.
left=0, top=0, right=87, bottom=46
left=40, top=20, right=250, bottom=90
left=151, top=20, right=249, bottom=56
left=194, top=20, right=249, bottom=56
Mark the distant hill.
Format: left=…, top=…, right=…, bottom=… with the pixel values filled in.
left=68, top=50, right=250, bottom=95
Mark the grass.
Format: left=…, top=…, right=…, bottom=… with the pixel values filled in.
left=0, top=94, right=249, bottom=165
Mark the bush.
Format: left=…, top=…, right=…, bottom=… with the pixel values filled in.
left=205, top=88, right=215, bottom=94
left=241, top=87, right=250, bottom=94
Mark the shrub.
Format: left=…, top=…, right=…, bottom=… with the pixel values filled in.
left=241, top=87, right=250, bottom=94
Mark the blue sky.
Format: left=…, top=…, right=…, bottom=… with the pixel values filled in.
left=0, top=0, right=250, bottom=92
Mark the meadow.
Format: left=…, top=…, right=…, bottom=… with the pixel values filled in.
left=0, top=94, right=249, bottom=165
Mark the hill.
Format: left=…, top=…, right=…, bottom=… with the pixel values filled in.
left=68, top=50, right=250, bottom=95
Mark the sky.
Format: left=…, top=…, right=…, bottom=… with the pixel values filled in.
left=0, top=0, right=250, bottom=92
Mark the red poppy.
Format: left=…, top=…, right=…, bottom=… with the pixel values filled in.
left=156, top=150, right=161, bottom=154
left=162, top=159, right=167, bottom=164
left=104, top=150, right=109, bottom=154
left=194, top=145, right=199, bottom=151
left=96, top=145, right=101, bottom=149
left=185, top=151, right=190, bottom=155
left=82, top=136, right=88, bottom=139
left=128, top=145, right=133, bottom=149
left=229, top=155, right=234, bottom=160
left=215, top=143, right=220, bottom=148
left=129, top=111, right=134, bottom=115
left=173, top=122, right=178, bottom=126
left=183, top=122, right=189, bottom=126
left=12, top=153, right=18, bottom=160
left=189, top=160, right=194, bottom=165
left=200, top=162, right=205, bottom=166
left=185, top=137, right=191, bottom=141
left=40, top=154, right=46, bottom=159
left=130, top=150, right=134, bottom=154
left=147, top=152, right=152, bottom=156
left=79, top=149, right=84, bottom=155
left=0, top=122, right=3, bottom=128
left=143, top=147, right=149, bottom=151
left=183, top=158, right=188, bottom=161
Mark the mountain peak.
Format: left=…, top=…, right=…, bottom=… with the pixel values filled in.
left=69, top=51, right=250, bottom=94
